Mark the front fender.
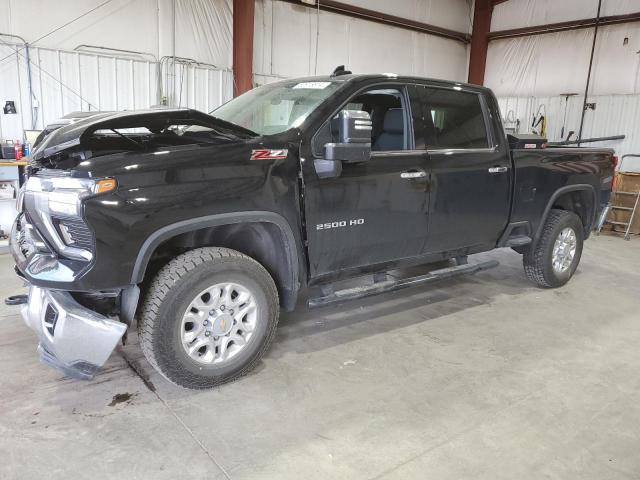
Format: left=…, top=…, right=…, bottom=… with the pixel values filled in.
left=131, top=211, right=301, bottom=310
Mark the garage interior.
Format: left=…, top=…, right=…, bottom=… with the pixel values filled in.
left=1, top=0, right=640, bottom=479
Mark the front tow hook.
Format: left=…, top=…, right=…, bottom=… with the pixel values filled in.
left=5, top=294, right=28, bottom=305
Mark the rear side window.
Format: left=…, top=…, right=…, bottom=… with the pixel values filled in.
left=409, top=86, right=489, bottom=149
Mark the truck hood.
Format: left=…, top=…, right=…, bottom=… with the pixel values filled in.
left=31, top=108, right=258, bottom=169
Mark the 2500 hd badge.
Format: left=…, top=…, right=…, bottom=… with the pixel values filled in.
left=316, top=218, right=365, bottom=230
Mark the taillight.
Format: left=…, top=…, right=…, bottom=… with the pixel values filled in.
left=611, top=155, right=619, bottom=169
left=611, top=155, right=618, bottom=192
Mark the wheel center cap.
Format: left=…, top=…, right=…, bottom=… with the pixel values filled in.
left=211, top=313, right=234, bottom=336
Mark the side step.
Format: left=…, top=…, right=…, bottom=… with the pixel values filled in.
left=308, top=259, right=499, bottom=309
left=504, top=235, right=531, bottom=247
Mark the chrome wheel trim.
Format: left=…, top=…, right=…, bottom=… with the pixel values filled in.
left=552, top=227, right=577, bottom=274
left=180, top=282, right=258, bottom=365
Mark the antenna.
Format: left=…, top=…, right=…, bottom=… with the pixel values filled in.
left=331, top=65, right=352, bottom=77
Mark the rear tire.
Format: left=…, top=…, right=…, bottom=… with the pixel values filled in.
left=523, top=209, right=583, bottom=288
left=138, top=247, right=279, bottom=389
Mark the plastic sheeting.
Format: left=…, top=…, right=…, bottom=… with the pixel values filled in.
left=491, top=0, right=640, bottom=31
left=487, top=0, right=640, bottom=171
left=253, top=0, right=471, bottom=84
left=0, top=0, right=233, bottom=68
left=342, top=0, right=473, bottom=34
left=0, top=0, right=161, bottom=55
left=485, top=23, right=640, bottom=97
left=168, top=0, right=232, bottom=68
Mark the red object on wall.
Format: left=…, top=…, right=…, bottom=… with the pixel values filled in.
left=233, top=0, right=255, bottom=97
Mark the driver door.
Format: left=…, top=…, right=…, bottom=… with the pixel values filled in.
left=302, top=84, right=431, bottom=281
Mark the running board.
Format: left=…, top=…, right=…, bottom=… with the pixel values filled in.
left=308, top=259, right=499, bottom=309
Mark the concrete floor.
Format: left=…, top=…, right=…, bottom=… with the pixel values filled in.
left=1, top=234, right=639, bottom=479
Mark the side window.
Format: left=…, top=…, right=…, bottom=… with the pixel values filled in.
left=410, top=85, right=489, bottom=149
left=313, top=87, right=411, bottom=155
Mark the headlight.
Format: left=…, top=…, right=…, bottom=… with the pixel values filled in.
left=23, top=175, right=117, bottom=261
left=25, top=176, right=117, bottom=218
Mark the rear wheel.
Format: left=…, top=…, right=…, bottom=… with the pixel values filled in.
left=138, top=247, right=279, bottom=389
left=523, top=209, right=584, bottom=288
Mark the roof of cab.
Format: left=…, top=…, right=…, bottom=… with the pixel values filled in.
left=272, top=73, right=492, bottom=94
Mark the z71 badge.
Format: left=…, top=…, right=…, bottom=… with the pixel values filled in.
left=316, top=219, right=365, bottom=230
left=250, top=149, right=288, bottom=160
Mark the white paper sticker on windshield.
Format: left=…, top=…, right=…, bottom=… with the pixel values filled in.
left=292, top=82, right=331, bottom=90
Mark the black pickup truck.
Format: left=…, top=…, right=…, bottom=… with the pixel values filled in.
left=11, top=72, right=615, bottom=389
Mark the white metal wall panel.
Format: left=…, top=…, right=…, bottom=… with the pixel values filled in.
left=497, top=94, right=640, bottom=171
left=0, top=42, right=233, bottom=141
left=164, top=62, right=234, bottom=111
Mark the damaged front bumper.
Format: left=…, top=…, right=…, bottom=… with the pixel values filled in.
left=21, top=286, right=127, bottom=380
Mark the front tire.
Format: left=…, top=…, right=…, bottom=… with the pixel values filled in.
left=523, top=209, right=584, bottom=288
left=138, top=247, right=279, bottom=389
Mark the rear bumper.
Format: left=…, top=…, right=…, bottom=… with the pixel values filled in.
left=21, top=286, right=127, bottom=380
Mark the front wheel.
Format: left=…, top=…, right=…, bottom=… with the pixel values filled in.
left=523, top=209, right=584, bottom=288
left=138, top=247, right=279, bottom=389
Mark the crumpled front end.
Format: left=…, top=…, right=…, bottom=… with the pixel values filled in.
left=21, top=286, right=127, bottom=380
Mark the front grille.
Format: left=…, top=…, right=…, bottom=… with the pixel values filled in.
left=53, top=216, right=94, bottom=251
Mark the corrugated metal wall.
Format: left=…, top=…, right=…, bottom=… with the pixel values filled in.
left=0, top=40, right=234, bottom=141
left=497, top=94, right=640, bottom=170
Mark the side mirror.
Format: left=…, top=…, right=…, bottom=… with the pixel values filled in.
left=315, top=110, right=372, bottom=179
left=325, top=110, right=372, bottom=163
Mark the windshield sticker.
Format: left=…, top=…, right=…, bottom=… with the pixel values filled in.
left=292, top=82, right=331, bottom=90
left=250, top=149, right=288, bottom=160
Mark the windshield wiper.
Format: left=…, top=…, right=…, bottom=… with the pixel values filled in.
left=203, top=113, right=258, bottom=137
left=110, top=129, right=146, bottom=150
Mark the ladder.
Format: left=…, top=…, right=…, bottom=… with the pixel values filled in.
left=597, top=154, right=640, bottom=240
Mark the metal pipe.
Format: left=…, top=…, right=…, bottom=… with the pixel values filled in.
left=0, top=33, right=37, bottom=130
left=577, top=0, right=602, bottom=147
left=172, top=0, right=176, bottom=106
left=74, top=44, right=158, bottom=62
left=548, top=134, right=625, bottom=146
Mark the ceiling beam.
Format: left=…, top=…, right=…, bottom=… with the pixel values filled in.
left=488, top=11, right=640, bottom=41
left=279, top=0, right=470, bottom=44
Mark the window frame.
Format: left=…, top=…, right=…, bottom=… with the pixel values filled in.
left=407, top=82, right=496, bottom=153
left=311, top=82, right=417, bottom=157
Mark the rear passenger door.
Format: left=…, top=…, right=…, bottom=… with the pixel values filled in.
left=408, top=84, right=511, bottom=253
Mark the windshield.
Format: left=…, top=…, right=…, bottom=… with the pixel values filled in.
left=212, top=80, right=343, bottom=135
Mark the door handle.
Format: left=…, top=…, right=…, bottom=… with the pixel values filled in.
left=400, top=169, right=427, bottom=179
left=488, top=166, right=508, bottom=173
